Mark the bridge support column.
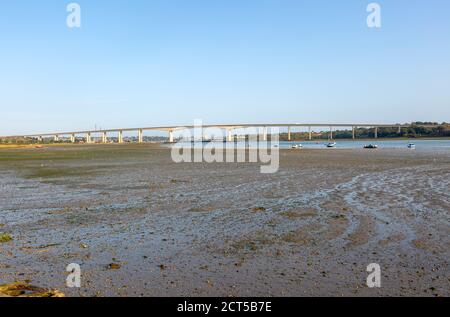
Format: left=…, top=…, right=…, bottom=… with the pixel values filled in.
left=330, top=127, right=333, bottom=140
left=118, top=131, right=123, bottom=144
left=352, top=127, right=356, bottom=139
left=287, top=127, right=291, bottom=141
left=398, top=126, right=402, bottom=134
left=70, top=134, right=75, bottom=143
left=38, top=136, right=43, bottom=143
left=168, top=130, right=174, bottom=143
left=54, top=135, right=59, bottom=142
left=138, top=129, right=143, bottom=143
left=309, top=127, right=312, bottom=140
left=102, top=132, right=107, bottom=144
left=375, top=127, right=378, bottom=139
left=226, top=128, right=233, bottom=142
left=262, top=127, right=267, bottom=142
left=86, top=133, right=91, bottom=144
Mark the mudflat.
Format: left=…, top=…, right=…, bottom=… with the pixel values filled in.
left=0, top=144, right=449, bottom=296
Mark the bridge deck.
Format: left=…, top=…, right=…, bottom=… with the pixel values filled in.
left=4, top=123, right=442, bottom=138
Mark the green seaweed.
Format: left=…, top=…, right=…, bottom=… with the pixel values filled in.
left=26, top=167, right=97, bottom=179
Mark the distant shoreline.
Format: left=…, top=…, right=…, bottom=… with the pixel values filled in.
left=1, top=136, right=450, bottom=150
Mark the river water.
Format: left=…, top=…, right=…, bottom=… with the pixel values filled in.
left=174, top=139, right=450, bottom=151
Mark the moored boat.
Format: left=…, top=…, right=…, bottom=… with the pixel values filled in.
left=326, top=142, right=337, bottom=148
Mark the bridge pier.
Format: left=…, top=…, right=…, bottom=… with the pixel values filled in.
left=352, top=127, right=356, bottom=139
left=375, top=127, right=378, bottom=139
left=330, top=127, right=333, bottom=140
left=86, top=133, right=91, bottom=144
left=226, top=128, right=233, bottom=142
left=168, top=130, right=174, bottom=143
left=262, top=127, right=267, bottom=142
left=138, top=129, right=143, bottom=143
left=102, top=132, right=107, bottom=144
left=287, top=127, right=291, bottom=141
left=398, top=126, right=402, bottom=134
left=54, top=135, right=59, bottom=142
left=70, top=134, right=75, bottom=143
left=118, top=131, right=123, bottom=143
left=309, top=126, right=312, bottom=140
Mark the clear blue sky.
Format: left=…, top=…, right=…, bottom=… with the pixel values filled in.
left=1, top=0, right=449, bottom=135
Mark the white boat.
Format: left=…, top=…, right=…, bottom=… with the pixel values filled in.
left=326, top=142, right=337, bottom=148
left=364, top=144, right=378, bottom=149
left=407, top=143, right=416, bottom=149
left=291, top=144, right=303, bottom=149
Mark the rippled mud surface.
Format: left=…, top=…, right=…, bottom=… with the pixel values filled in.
left=0, top=144, right=449, bottom=296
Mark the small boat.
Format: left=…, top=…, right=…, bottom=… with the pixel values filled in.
left=407, top=143, right=416, bottom=149
left=291, top=144, right=303, bottom=149
left=364, top=144, right=378, bottom=149
left=326, top=142, right=337, bottom=148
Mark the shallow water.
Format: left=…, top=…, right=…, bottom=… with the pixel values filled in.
left=280, top=139, right=450, bottom=150
left=174, top=139, right=450, bottom=151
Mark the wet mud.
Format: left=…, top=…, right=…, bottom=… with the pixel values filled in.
left=0, top=144, right=449, bottom=296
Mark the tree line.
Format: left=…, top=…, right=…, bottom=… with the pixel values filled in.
left=279, top=122, right=450, bottom=141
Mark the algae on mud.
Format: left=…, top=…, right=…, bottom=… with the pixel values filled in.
left=0, top=233, right=13, bottom=243
left=0, top=282, right=64, bottom=297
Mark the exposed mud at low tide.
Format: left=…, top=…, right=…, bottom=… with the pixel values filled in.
left=0, top=144, right=449, bottom=296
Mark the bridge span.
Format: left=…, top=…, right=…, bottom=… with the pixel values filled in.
left=4, top=123, right=440, bottom=143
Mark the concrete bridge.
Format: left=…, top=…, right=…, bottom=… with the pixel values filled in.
left=5, top=123, right=439, bottom=144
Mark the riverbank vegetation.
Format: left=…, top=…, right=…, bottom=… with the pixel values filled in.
left=280, top=122, right=449, bottom=141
